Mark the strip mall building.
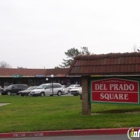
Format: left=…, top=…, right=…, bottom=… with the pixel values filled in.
left=0, top=68, right=81, bottom=88
left=0, top=52, right=140, bottom=93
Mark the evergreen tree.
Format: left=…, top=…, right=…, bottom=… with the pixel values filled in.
left=59, top=47, right=91, bottom=68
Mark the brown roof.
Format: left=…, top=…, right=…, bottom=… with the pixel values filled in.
left=0, top=68, right=46, bottom=77
left=46, top=68, right=69, bottom=77
left=68, top=52, right=140, bottom=76
left=0, top=68, right=69, bottom=77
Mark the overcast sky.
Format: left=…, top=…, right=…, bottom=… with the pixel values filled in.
left=0, top=0, right=140, bottom=69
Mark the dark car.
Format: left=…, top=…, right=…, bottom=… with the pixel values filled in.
left=2, top=84, right=28, bottom=95
left=18, top=86, right=38, bottom=96
left=0, top=86, right=4, bottom=94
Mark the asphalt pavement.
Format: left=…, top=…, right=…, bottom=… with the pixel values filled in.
left=0, top=135, right=128, bottom=140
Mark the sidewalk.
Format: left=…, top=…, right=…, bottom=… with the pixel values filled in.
left=0, top=128, right=129, bottom=138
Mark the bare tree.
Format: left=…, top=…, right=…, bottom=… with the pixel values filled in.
left=133, top=44, right=137, bottom=52
left=132, top=45, right=140, bottom=52
left=0, top=61, right=11, bottom=68
left=17, top=67, right=25, bottom=69
left=137, top=47, right=140, bottom=52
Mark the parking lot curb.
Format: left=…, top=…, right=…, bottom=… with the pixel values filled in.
left=0, top=128, right=129, bottom=138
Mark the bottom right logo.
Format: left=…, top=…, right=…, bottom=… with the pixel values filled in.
left=127, top=127, right=140, bottom=140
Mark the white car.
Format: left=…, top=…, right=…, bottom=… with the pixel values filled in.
left=69, top=86, right=82, bottom=96
left=67, top=84, right=81, bottom=93
left=30, top=83, right=63, bottom=96
left=62, top=85, right=69, bottom=94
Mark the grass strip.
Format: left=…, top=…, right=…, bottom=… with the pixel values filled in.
left=0, top=95, right=140, bottom=133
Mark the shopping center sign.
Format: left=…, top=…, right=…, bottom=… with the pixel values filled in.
left=91, top=78, right=140, bottom=104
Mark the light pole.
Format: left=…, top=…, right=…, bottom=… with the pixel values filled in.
left=46, top=78, right=48, bottom=82
left=50, top=74, right=54, bottom=95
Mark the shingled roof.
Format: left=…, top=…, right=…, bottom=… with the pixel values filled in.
left=0, top=68, right=46, bottom=77
left=0, top=68, right=69, bottom=77
left=68, top=52, right=140, bottom=76
left=46, top=68, right=69, bottom=77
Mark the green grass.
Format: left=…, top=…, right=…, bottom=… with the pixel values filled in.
left=0, top=95, right=140, bottom=133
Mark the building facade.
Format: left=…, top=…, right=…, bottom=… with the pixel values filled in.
left=0, top=68, right=81, bottom=88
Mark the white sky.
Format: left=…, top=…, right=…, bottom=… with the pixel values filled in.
left=0, top=0, right=140, bottom=69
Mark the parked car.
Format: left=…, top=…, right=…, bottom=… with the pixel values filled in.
left=0, top=86, right=4, bottom=94
left=18, top=86, right=38, bottom=96
left=62, top=85, right=69, bottom=94
left=67, top=84, right=81, bottom=93
left=30, top=83, right=63, bottom=97
left=2, top=84, right=28, bottom=95
left=70, top=86, right=82, bottom=96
